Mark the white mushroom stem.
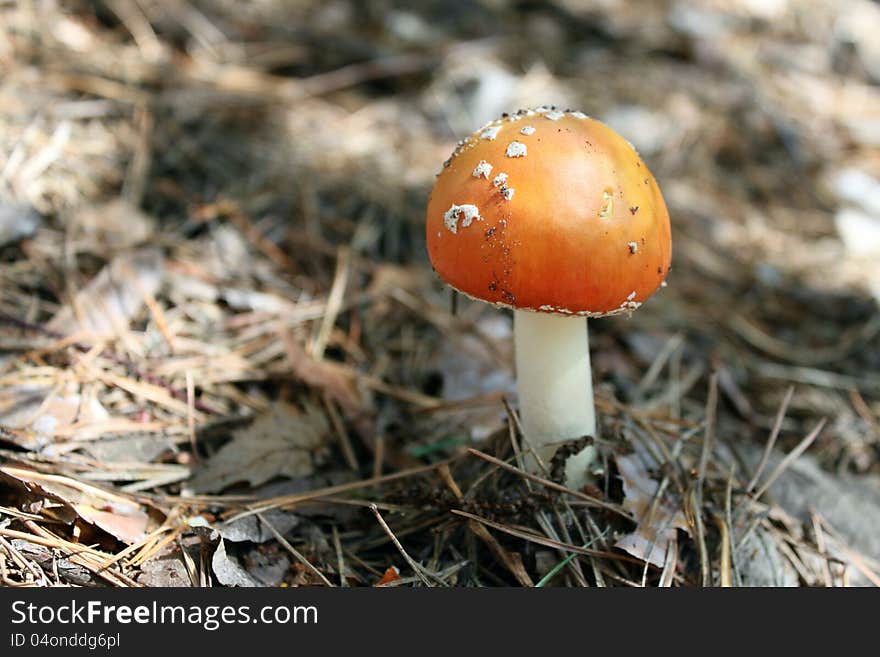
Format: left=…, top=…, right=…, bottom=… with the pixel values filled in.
left=514, top=310, right=597, bottom=488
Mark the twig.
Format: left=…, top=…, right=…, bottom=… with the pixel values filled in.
left=810, top=511, right=833, bottom=587
left=466, top=448, right=629, bottom=517
left=332, top=526, right=347, bottom=587
left=658, top=536, right=677, bottom=587
left=452, top=510, right=638, bottom=564
left=257, top=512, right=334, bottom=587
left=534, top=528, right=609, bottom=587
left=713, top=514, right=732, bottom=587
left=747, top=386, right=794, bottom=492
left=186, top=370, right=199, bottom=460
left=436, top=463, right=533, bottom=586
left=368, top=504, right=438, bottom=587
left=693, top=373, right=718, bottom=587
left=235, top=458, right=453, bottom=520
left=815, top=514, right=880, bottom=587
left=752, top=418, right=827, bottom=501
left=311, top=246, right=350, bottom=359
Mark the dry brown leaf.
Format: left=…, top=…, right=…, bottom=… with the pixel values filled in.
left=188, top=402, right=330, bottom=493
left=613, top=453, right=689, bottom=567
left=0, top=384, right=109, bottom=442
left=0, top=466, right=149, bottom=544
left=48, top=247, right=165, bottom=336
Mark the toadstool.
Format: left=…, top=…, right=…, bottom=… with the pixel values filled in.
left=426, top=107, right=671, bottom=488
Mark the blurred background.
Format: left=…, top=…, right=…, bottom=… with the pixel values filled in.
left=1, top=0, right=880, bottom=586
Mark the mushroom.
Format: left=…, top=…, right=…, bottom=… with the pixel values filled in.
left=425, top=107, right=671, bottom=488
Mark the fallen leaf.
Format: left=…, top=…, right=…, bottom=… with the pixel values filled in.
left=48, top=247, right=165, bottom=336
left=613, top=452, right=689, bottom=567
left=209, top=510, right=300, bottom=544
left=244, top=550, right=290, bottom=587
left=0, top=384, right=109, bottom=442
left=0, top=466, right=149, bottom=544
left=212, top=539, right=262, bottom=587
left=374, top=565, right=401, bottom=586
left=137, top=555, right=192, bottom=587
left=188, top=402, right=330, bottom=493
left=82, top=434, right=173, bottom=464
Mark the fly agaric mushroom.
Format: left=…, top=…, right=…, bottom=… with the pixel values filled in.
left=426, top=107, right=671, bottom=488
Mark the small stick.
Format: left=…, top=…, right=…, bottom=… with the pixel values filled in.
left=713, top=514, right=732, bottom=587
left=176, top=537, right=203, bottom=588
left=186, top=370, right=198, bottom=460
left=502, top=397, right=546, bottom=477
left=752, top=418, right=826, bottom=501
left=311, top=246, right=350, bottom=359
left=534, top=528, right=609, bottom=587
left=322, top=393, right=358, bottom=471
left=257, top=512, right=334, bottom=587
left=658, top=536, right=677, bottom=587
left=332, top=526, right=347, bottom=587
left=693, top=373, right=718, bottom=587
left=0, top=536, right=43, bottom=583
left=724, top=463, right=741, bottom=586
left=747, top=386, right=794, bottom=492
left=688, top=487, right=710, bottom=587
left=372, top=435, right=385, bottom=487
left=437, top=464, right=533, bottom=586
left=696, top=373, right=718, bottom=497
left=452, top=510, right=638, bottom=563
left=236, top=459, right=451, bottom=520
left=811, top=511, right=833, bottom=587
left=466, top=448, right=629, bottom=517
left=815, top=514, right=880, bottom=587
left=368, top=504, right=437, bottom=587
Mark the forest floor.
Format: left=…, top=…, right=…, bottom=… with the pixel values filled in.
left=1, top=0, right=880, bottom=587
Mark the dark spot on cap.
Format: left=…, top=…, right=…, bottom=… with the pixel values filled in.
left=630, top=206, right=639, bottom=214
left=485, top=227, right=496, bottom=239
left=501, top=290, right=516, bottom=303
left=657, top=267, right=663, bottom=274
left=488, top=281, right=498, bottom=292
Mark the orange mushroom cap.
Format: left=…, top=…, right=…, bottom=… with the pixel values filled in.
left=426, top=107, right=671, bottom=316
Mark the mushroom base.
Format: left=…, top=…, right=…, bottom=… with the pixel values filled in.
left=514, top=310, right=597, bottom=487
